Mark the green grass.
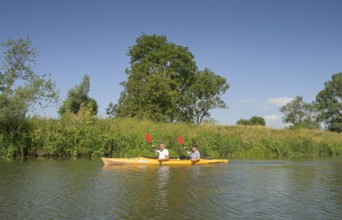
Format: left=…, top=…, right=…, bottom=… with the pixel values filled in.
left=0, top=115, right=341, bottom=159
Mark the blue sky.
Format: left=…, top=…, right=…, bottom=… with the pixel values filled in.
left=1, top=0, right=341, bottom=128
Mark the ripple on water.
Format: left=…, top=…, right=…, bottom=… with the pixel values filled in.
left=0, top=159, right=341, bottom=219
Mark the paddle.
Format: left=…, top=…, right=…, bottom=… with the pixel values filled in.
left=177, top=136, right=190, bottom=160
left=177, top=136, right=188, bottom=151
left=177, top=136, right=185, bottom=146
left=145, top=133, right=153, bottom=145
left=145, top=133, right=155, bottom=150
left=146, top=133, right=162, bottom=160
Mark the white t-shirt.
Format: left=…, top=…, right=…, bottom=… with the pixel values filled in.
left=157, top=149, right=169, bottom=159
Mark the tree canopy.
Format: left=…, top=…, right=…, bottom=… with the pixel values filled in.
left=237, top=116, right=266, bottom=126
left=59, top=74, right=98, bottom=116
left=189, top=68, right=229, bottom=124
left=316, top=72, right=342, bottom=132
left=110, top=34, right=229, bottom=123
left=0, top=38, right=59, bottom=156
left=279, top=96, right=319, bottom=129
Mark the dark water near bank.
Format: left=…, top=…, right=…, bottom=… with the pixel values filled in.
left=0, top=158, right=341, bottom=220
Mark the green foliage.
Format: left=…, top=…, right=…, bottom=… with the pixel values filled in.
left=59, top=74, right=98, bottom=116
left=111, top=34, right=229, bottom=124
left=113, top=34, right=197, bottom=121
left=316, top=72, right=342, bottom=132
left=250, top=116, right=266, bottom=126
left=279, top=96, right=319, bottom=129
left=1, top=117, right=341, bottom=159
left=236, top=119, right=251, bottom=125
left=189, top=68, right=229, bottom=124
left=0, top=38, right=59, bottom=157
left=237, top=116, right=266, bottom=126
left=106, top=102, right=116, bottom=118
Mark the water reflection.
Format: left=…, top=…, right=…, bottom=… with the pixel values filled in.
left=0, top=159, right=341, bottom=219
left=155, top=166, right=170, bottom=212
left=189, top=165, right=201, bottom=179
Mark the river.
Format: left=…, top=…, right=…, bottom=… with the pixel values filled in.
left=0, top=158, right=341, bottom=219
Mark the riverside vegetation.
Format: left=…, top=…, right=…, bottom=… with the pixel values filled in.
left=1, top=37, right=341, bottom=159
left=1, top=115, right=341, bottom=159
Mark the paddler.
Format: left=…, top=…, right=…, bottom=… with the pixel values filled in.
left=188, top=145, right=201, bottom=162
left=155, top=143, right=169, bottom=162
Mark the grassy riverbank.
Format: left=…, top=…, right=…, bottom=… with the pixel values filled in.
left=0, top=116, right=341, bottom=159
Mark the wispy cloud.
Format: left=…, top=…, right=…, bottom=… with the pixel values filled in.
left=267, top=97, right=293, bottom=107
left=258, top=105, right=273, bottom=110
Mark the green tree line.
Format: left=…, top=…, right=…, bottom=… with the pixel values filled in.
left=237, top=116, right=266, bottom=126
left=0, top=36, right=341, bottom=159
left=279, top=72, right=342, bottom=132
left=235, top=74, right=342, bottom=131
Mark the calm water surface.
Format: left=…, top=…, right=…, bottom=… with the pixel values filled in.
left=0, top=158, right=341, bottom=219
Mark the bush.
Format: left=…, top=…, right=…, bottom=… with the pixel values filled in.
left=0, top=117, right=341, bottom=159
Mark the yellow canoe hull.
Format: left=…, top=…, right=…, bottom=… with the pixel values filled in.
left=102, top=157, right=228, bottom=166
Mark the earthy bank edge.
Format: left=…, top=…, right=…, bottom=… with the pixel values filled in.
left=0, top=116, right=341, bottom=159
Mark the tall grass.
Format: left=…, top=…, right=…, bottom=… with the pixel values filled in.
left=0, top=116, right=341, bottom=159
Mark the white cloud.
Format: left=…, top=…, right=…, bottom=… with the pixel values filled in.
left=264, top=114, right=282, bottom=121
left=267, top=97, right=293, bottom=107
left=258, top=105, right=273, bottom=110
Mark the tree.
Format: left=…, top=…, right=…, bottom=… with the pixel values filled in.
left=250, top=116, right=266, bottom=126
left=188, top=68, right=229, bottom=124
left=236, top=116, right=265, bottom=126
left=236, top=119, right=251, bottom=125
left=106, top=102, right=116, bottom=118
left=111, top=33, right=229, bottom=123
left=316, top=72, right=342, bottom=132
left=0, top=38, right=59, bottom=156
left=112, top=34, right=197, bottom=121
left=279, top=96, right=319, bottom=129
left=59, top=74, right=98, bottom=116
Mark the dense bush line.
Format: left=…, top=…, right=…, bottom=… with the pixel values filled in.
left=0, top=116, right=341, bottom=159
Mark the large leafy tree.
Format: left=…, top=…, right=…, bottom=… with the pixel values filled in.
left=188, top=68, right=229, bottom=124
left=59, top=74, right=98, bottom=116
left=279, top=96, right=319, bottom=129
left=316, top=72, right=342, bottom=132
left=110, top=34, right=229, bottom=123
left=112, top=34, right=197, bottom=121
left=0, top=38, right=59, bottom=155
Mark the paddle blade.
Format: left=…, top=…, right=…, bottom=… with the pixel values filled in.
left=177, top=136, right=184, bottom=145
left=145, top=133, right=152, bottom=143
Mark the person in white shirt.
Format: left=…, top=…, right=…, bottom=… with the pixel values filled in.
left=155, top=143, right=169, bottom=162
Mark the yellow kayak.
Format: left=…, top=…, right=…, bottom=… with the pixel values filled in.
left=102, top=157, right=228, bottom=166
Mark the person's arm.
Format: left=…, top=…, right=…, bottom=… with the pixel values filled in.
left=185, top=147, right=191, bottom=156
